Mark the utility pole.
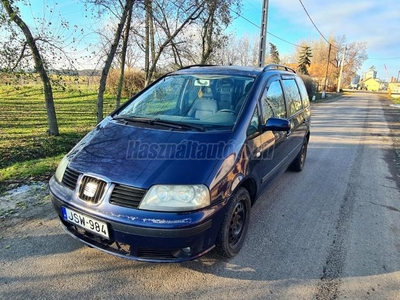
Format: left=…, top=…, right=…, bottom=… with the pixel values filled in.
left=322, top=43, right=331, bottom=98
left=337, top=46, right=347, bottom=93
left=258, top=0, right=269, bottom=68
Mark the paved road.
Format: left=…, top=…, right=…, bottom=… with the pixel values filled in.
left=1, top=93, right=400, bottom=299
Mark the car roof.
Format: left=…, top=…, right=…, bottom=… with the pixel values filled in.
left=171, top=65, right=297, bottom=78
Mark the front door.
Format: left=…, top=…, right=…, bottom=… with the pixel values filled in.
left=258, top=78, right=291, bottom=189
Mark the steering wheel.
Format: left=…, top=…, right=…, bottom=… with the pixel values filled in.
left=218, top=109, right=238, bottom=114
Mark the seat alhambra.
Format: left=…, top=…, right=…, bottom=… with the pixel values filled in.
left=50, top=64, right=311, bottom=262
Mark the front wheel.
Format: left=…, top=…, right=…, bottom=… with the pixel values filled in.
left=289, top=137, right=308, bottom=172
left=216, top=187, right=251, bottom=258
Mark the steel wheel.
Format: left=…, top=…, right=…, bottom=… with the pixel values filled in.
left=289, top=138, right=308, bottom=172
left=216, top=187, right=251, bottom=258
left=229, top=201, right=246, bottom=246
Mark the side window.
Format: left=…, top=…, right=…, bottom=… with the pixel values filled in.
left=261, top=80, right=286, bottom=120
left=282, top=79, right=302, bottom=116
left=247, top=107, right=260, bottom=137
left=296, top=77, right=310, bottom=108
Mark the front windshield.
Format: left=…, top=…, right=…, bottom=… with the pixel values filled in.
left=115, top=74, right=255, bottom=130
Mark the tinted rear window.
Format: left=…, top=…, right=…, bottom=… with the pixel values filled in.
left=296, top=77, right=310, bottom=108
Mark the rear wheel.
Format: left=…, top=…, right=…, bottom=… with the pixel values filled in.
left=289, top=137, right=308, bottom=172
left=216, top=187, right=251, bottom=258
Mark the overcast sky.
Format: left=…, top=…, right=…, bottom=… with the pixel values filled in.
left=231, top=0, right=400, bottom=80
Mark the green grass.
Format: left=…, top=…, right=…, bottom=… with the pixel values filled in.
left=0, top=154, right=64, bottom=182
left=0, top=84, right=123, bottom=191
left=392, top=97, right=400, bottom=105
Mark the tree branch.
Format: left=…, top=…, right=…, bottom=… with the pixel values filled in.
left=11, top=41, right=28, bottom=71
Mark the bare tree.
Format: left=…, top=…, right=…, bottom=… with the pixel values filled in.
left=212, top=34, right=258, bottom=66
left=142, top=0, right=205, bottom=85
left=330, top=36, right=367, bottom=86
left=90, top=0, right=135, bottom=123
left=199, top=0, right=240, bottom=64
left=1, top=0, right=59, bottom=135
left=115, top=1, right=133, bottom=108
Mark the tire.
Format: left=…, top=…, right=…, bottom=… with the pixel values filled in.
left=216, top=187, right=251, bottom=258
left=289, top=137, right=308, bottom=172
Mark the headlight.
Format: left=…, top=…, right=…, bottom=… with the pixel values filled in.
left=54, top=156, right=69, bottom=183
left=139, top=185, right=210, bottom=212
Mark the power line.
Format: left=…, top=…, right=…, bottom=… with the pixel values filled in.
left=229, top=8, right=306, bottom=49
left=268, top=32, right=305, bottom=48
left=298, top=0, right=335, bottom=48
left=230, top=8, right=260, bottom=29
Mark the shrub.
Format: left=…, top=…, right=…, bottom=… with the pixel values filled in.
left=299, top=75, right=317, bottom=100
left=107, top=69, right=146, bottom=97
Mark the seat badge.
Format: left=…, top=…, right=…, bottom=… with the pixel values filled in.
left=83, top=181, right=98, bottom=198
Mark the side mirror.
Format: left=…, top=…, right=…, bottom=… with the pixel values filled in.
left=263, top=117, right=290, bottom=132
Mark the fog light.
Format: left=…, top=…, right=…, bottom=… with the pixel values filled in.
left=182, top=247, right=191, bottom=254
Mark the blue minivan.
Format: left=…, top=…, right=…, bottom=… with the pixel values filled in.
left=50, top=65, right=311, bottom=262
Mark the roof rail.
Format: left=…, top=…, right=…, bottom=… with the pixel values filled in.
left=178, top=64, right=216, bottom=70
left=263, top=64, right=296, bottom=74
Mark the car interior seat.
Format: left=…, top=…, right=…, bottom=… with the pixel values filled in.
left=218, top=80, right=235, bottom=110
left=187, top=87, right=218, bottom=119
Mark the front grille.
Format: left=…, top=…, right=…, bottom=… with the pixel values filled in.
left=109, top=184, right=146, bottom=209
left=62, top=167, right=80, bottom=190
left=78, top=176, right=107, bottom=203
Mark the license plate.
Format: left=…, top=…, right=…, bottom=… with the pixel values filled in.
left=61, top=207, right=109, bottom=239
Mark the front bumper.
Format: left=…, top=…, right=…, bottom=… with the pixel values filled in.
left=50, top=179, right=226, bottom=262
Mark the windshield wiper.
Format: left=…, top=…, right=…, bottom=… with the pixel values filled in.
left=113, top=116, right=154, bottom=124
left=113, top=116, right=205, bottom=132
left=151, top=119, right=206, bottom=132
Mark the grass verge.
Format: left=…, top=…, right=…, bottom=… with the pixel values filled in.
left=391, top=97, right=400, bottom=105
left=0, top=84, right=121, bottom=192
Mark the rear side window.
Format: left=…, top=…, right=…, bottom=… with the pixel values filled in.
left=296, top=77, right=310, bottom=108
left=262, top=80, right=286, bottom=120
left=282, top=79, right=302, bottom=116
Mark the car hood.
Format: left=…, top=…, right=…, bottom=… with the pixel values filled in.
left=67, top=118, right=234, bottom=189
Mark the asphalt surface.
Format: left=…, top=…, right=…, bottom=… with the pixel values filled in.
left=1, top=92, right=400, bottom=299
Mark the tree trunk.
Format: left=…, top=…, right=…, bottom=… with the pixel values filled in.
left=149, top=4, right=156, bottom=74
left=144, top=0, right=155, bottom=87
left=2, top=0, right=59, bottom=135
left=116, top=1, right=133, bottom=108
left=97, top=0, right=134, bottom=123
left=200, top=11, right=215, bottom=64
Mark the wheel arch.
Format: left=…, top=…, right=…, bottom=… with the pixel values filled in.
left=235, top=177, right=257, bottom=206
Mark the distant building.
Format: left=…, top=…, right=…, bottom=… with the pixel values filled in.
left=351, top=75, right=360, bottom=88
left=361, top=78, right=380, bottom=91
left=363, top=69, right=377, bottom=80
left=388, top=82, right=400, bottom=93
